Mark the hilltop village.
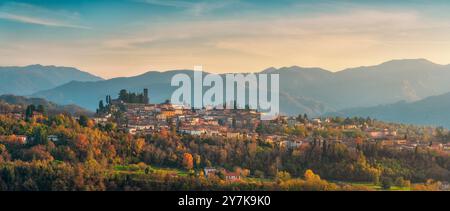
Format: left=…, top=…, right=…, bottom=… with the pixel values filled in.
left=0, top=91, right=449, bottom=190
left=94, top=89, right=450, bottom=155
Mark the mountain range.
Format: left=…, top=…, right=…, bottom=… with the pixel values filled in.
left=31, top=59, right=450, bottom=111
left=331, top=92, right=450, bottom=128
left=3, top=59, right=450, bottom=127
left=0, top=64, right=103, bottom=95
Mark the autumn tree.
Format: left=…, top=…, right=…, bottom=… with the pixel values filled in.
left=132, top=138, right=145, bottom=156
left=276, top=171, right=291, bottom=182
left=182, top=153, right=194, bottom=170
left=304, top=169, right=320, bottom=181
left=23, top=145, right=54, bottom=161
left=193, top=154, right=201, bottom=169
left=0, top=144, right=10, bottom=162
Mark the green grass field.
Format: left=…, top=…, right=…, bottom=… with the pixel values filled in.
left=113, top=165, right=413, bottom=191
left=113, top=164, right=189, bottom=177
left=347, top=182, right=410, bottom=191
left=244, top=177, right=273, bottom=183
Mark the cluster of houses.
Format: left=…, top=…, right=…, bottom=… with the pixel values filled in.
left=363, top=128, right=450, bottom=151
left=0, top=134, right=59, bottom=145
left=0, top=135, right=28, bottom=144
left=204, top=167, right=242, bottom=182
left=176, top=108, right=260, bottom=139
left=257, top=115, right=450, bottom=153
left=91, top=89, right=450, bottom=155
left=0, top=88, right=440, bottom=155
left=98, top=92, right=262, bottom=139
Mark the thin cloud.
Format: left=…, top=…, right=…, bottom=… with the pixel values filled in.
left=103, top=9, right=426, bottom=47
left=139, top=0, right=195, bottom=8
left=0, top=2, right=90, bottom=29
left=95, top=8, right=450, bottom=74
left=0, top=12, right=90, bottom=29
left=139, top=0, right=238, bottom=16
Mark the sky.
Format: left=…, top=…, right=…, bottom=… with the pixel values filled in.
left=1, top=0, right=450, bottom=78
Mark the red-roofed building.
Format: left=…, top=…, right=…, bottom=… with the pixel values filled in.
left=224, top=172, right=241, bottom=182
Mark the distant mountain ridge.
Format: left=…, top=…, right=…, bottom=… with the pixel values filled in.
left=0, top=94, right=92, bottom=116
left=0, top=64, right=103, bottom=95
left=31, top=59, right=450, bottom=118
left=331, top=92, right=450, bottom=128
left=261, top=59, right=450, bottom=112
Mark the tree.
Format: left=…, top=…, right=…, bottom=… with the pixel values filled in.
left=98, top=100, right=105, bottom=113
left=36, top=105, right=45, bottom=114
left=74, top=134, right=89, bottom=155
left=78, top=115, right=89, bottom=127
left=103, top=122, right=117, bottom=132
left=23, top=145, right=54, bottom=161
left=25, top=104, right=36, bottom=120
left=276, top=171, right=291, bottom=182
left=304, top=169, right=320, bottom=181
left=0, top=144, right=10, bottom=162
left=395, top=177, right=411, bottom=188
left=119, top=89, right=128, bottom=102
left=412, top=179, right=441, bottom=191
left=182, top=153, right=194, bottom=170
left=32, top=126, right=48, bottom=145
left=132, top=138, right=145, bottom=156
left=381, top=177, right=393, bottom=190
left=193, top=154, right=201, bottom=169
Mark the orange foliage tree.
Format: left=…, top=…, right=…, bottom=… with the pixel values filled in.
left=182, top=153, right=194, bottom=170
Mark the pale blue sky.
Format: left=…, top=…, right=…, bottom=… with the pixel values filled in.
left=1, top=0, right=450, bottom=78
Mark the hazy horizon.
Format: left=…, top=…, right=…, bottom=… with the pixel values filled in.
left=2, top=0, right=450, bottom=78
